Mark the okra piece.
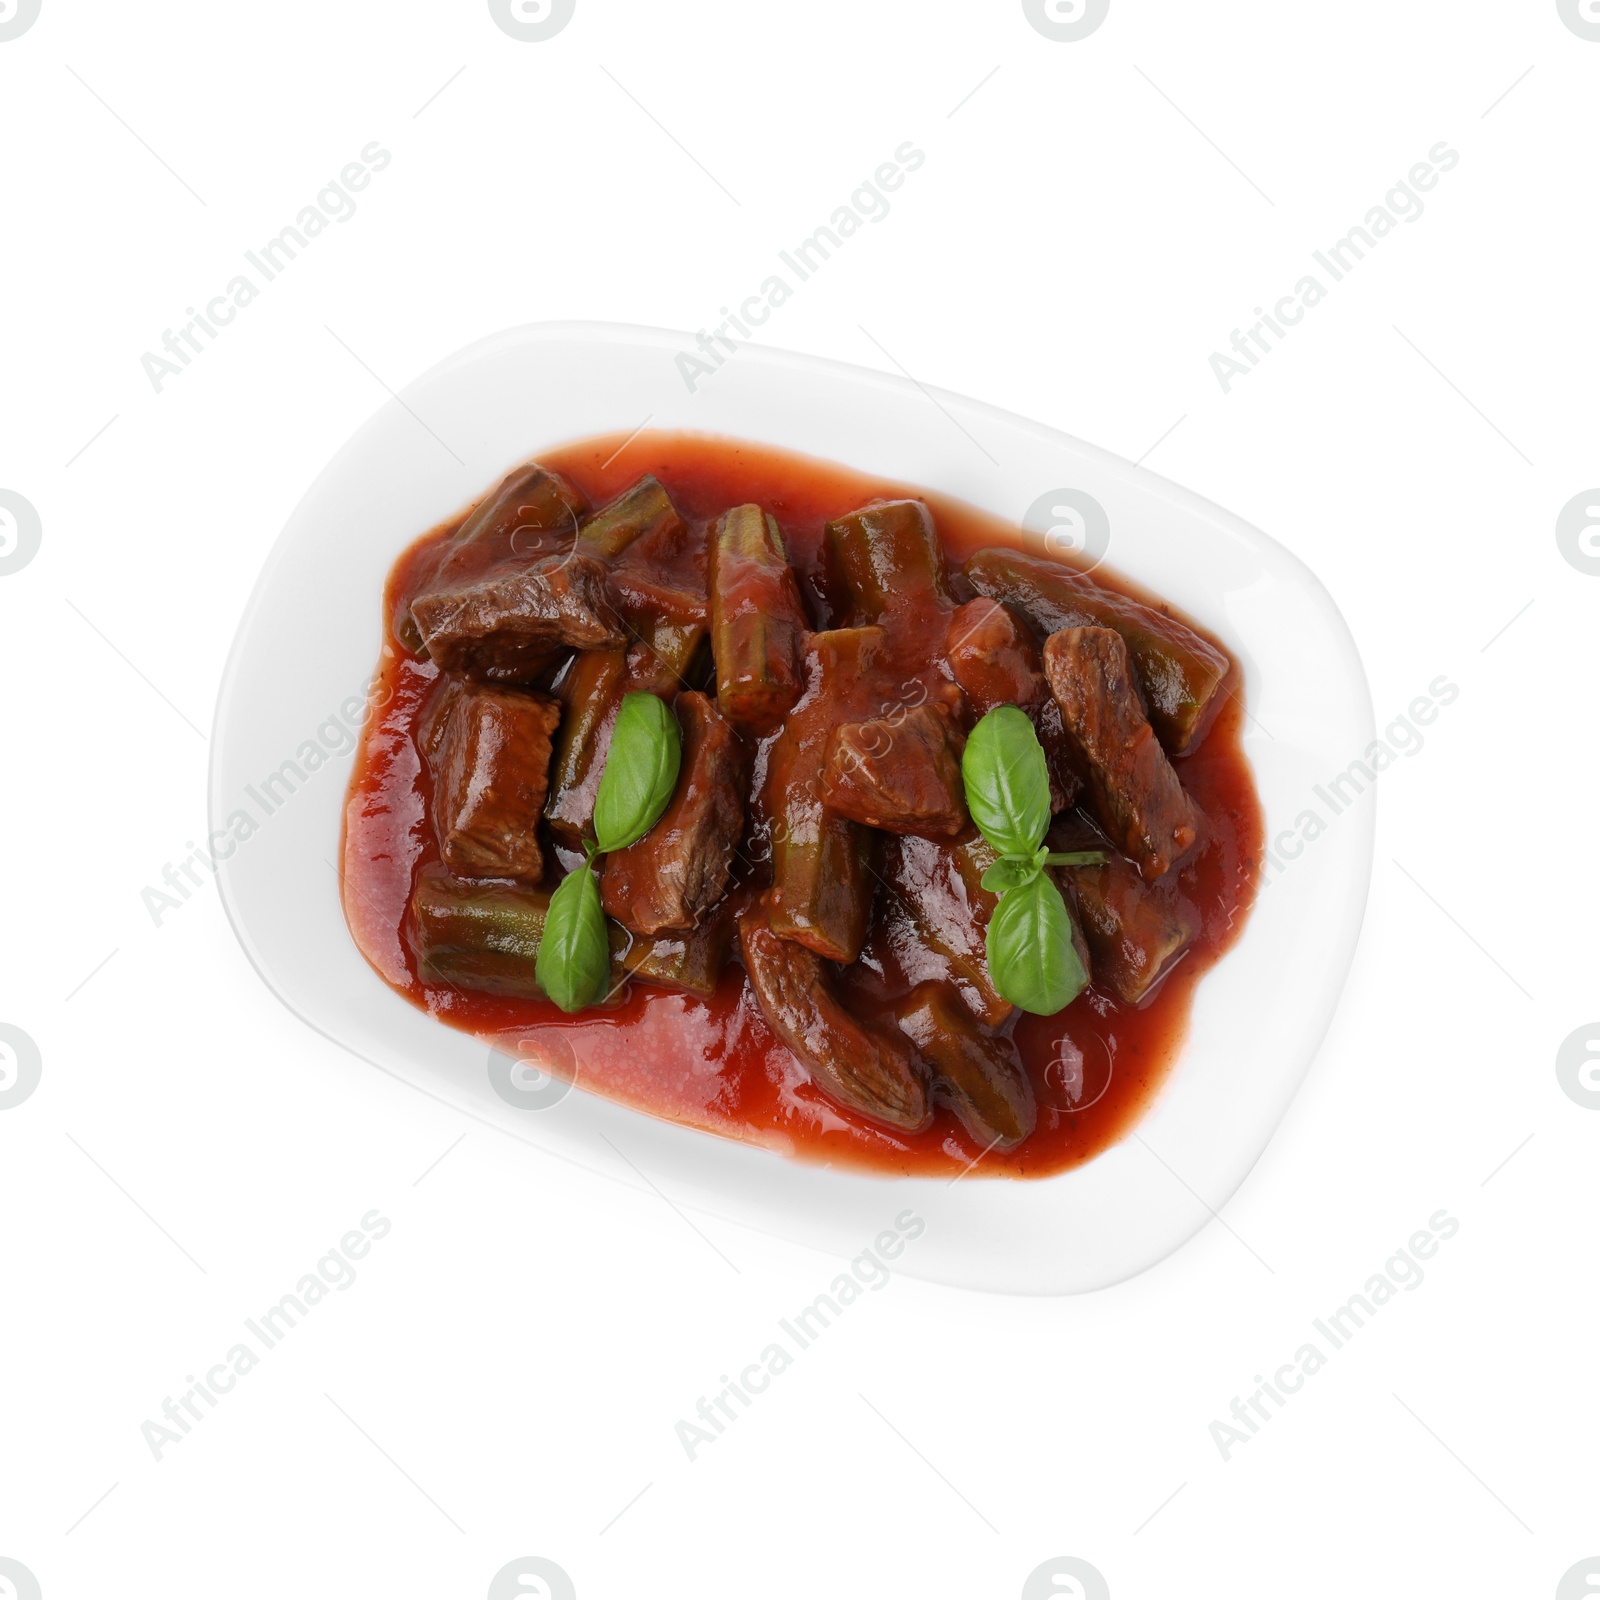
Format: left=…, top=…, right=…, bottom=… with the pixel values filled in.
left=894, top=981, right=1036, bottom=1150
left=740, top=903, right=929, bottom=1132
left=544, top=616, right=706, bottom=842
left=613, top=896, right=737, bottom=999
left=545, top=615, right=707, bottom=841
left=545, top=646, right=629, bottom=840
left=1065, top=854, right=1195, bottom=1005
left=883, top=833, right=1013, bottom=1026
left=769, top=808, right=874, bottom=964
left=765, top=628, right=879, bottom=964
left=964, top=547, right=1230, bottom=754
left=413, top=864, right=554, bottom=1000
left=708, top=504, right=808, bottom=731
left=627, top=615, right=706, bottom=697
left=826, top=499, right=950, bottom=620
left=414, top=864, right=728, bottom=1003
left=577, top=474, right=684, bottom=562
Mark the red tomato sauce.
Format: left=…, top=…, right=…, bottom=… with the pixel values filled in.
left=341, top=431, right=1263, bottom=1178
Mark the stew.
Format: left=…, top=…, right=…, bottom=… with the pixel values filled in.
left=341, top=432, right=1263, bottom=1178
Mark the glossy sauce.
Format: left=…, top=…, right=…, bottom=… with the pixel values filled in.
left=341, top=431, right=1263, bottom=1178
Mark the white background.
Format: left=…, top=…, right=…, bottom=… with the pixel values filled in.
left=2, top=2, right=1597, bottom=1596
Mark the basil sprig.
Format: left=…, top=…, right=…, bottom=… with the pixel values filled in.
left=961, top=706, right=1102, bottom=1016
left=535, top=692, right=682, bottom=1012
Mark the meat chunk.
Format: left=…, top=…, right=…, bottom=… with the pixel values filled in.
left=416, top=673, right=465, bottom=765
left=601, top=692, right=748, bottom=936
left=427, top=682, right=562, bottom=882
left=1034, top=699, right=1085, bottom=813
left=947, top=597, right=1044, bottom=713
left=1043, top=627, right=1196, bottom=879
left=739, top=905, right=928, bottom=1131
left=894, top=982, right=1035, bottom=1149
left=432, top=463, right=588, bottom=585
left=410, top=552, right=625, bottom=683
left=882, top=833, right=1012, bottom=1026
left=611, top=488, right=710, bottom=635
left=946, top=598, right=1081, bottom=811
left=820, top=699, right=967, bottom=838
left=1065, top=852, right=1196, bottom=1005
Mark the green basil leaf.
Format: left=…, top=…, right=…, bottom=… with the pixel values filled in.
left=593, top=691, right=682, bottom=853
left=1042, top=850, right=1108, bottom=868
left=961, top=705, right=1052, bottom=859
left=985, top=872, right=1088, bottom=1016
left=534, top=863, right=610, bottom=1013
left=980, top=858, right=1040, bottom=894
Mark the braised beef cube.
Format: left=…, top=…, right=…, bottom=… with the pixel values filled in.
left=820, top=699, right=968, bottom=838
left=601, top=692, right=748, bottom=936
left=615, top=574, right=708, bottom=640
left=410, top=553, right=625, bottom=683
left=766, top=627, right=881, bottom=962
left=1065, top=853, right=1196, bottom=1005
left=1035, top=698, right=1084, bottom=813
left=432, top=463, right=588, bottom=587
left=947, top=598, right=1081, bottom=811
left=739, top=903, right=929, bottom=1132
left=1043, top=627, right=1196, bottom=879
left=894, top=982, right=1035, bottom=1149
left=947, top=597, right=1045, bottom=713
left=416, top=673, right=465, bottom=764
left=965, top=546, right=1231, bottom=754
left=883, top=833, right=1012, bottom=1026
left=611, top=489, right=710, bottom=635
left=429, top=684, right=561, bottom=882
left=455, top=461, right=585, bottom=553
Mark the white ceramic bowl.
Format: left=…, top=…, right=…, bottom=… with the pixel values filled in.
left=210, top=321, right=1373, bottom=1294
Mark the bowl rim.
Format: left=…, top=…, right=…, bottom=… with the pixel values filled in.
left=209, top=318, right=1376, bottom=1295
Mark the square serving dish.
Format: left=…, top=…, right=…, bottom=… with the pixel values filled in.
left=210, top=321, right=1373, bottom=1293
